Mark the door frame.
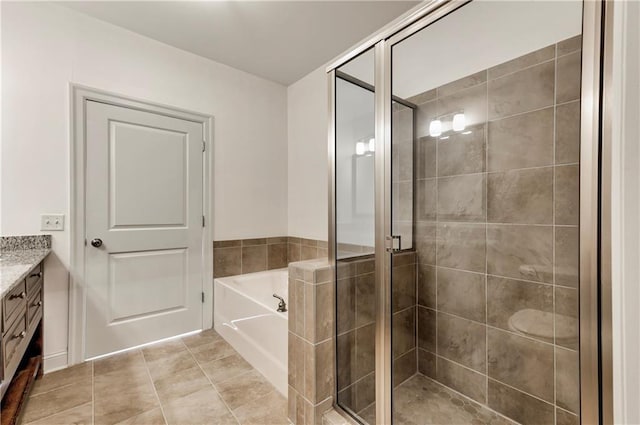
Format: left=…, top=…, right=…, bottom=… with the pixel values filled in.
left=68, top=84, right=214, bottom=365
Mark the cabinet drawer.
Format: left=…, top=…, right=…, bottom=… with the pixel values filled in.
left=26, top=264, right=43, bottom=296
left=2, top=314, right=27, bottom=376
left=2, top=281, right=26, bottom=333
left=27, top=289, right=43, bottom=330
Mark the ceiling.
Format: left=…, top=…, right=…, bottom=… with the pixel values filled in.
left=59, top=1, right=420, bottom=86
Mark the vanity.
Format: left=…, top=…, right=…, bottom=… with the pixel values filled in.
left=0, top=236, right=50, bottom=425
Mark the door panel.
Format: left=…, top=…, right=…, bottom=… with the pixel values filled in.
left=108, top=249, right=188, bottom=323
left=109, top=122, right=188, bottom=228
left=85, top=100, right=204, bottom=358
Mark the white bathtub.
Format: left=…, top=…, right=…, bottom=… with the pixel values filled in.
left=214, top=268, right=288, bottom=396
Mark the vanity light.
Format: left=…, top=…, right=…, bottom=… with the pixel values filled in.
left=368, top=138, right=375, bottom=152
left=429, top=119, right=442, bottom=137
left=452, top=113, right=466, bottom=132
left=356, top=142, right=366, bottom=155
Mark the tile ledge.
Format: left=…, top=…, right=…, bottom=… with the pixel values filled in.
left=322, top=408, right=359, bottom=425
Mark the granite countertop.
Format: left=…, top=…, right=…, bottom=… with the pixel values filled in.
left=0, top=235, right=51, bottom=299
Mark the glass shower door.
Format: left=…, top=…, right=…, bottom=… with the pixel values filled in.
left=389, top=2, right=583, bottom=424
left=334, top=48, right=377, bottom=424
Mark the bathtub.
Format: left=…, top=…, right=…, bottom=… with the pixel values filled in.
left=214, top=269, right=288, bottom=396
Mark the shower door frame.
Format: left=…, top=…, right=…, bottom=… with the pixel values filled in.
left=327, top=1, right=612, bottom=424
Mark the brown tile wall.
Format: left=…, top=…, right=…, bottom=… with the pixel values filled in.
left=408, top=35, right=582, bottom=425
left=335, top=255, right=376, bottom=417
left=287, top=260, right=335, bottom=425
left=213, top=237, right=327, bottom=278
left=335, top=250, right=417, bottom=420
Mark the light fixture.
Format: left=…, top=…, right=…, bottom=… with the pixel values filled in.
left=452, top=113, right=466, bottom=132
left=429, top=119, right=442, bottom=137
left=368, top=138, right=375, bottom=152
left=356, top=142, right=366, bottom=155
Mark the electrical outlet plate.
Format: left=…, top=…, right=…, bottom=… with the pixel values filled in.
left=41, top=214, right=65, bottom=231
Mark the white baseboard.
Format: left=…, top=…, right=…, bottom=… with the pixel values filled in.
left=43, top=351, right=68, bottom=373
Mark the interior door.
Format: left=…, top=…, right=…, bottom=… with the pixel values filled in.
left=85, top=100, right=204, bottom=359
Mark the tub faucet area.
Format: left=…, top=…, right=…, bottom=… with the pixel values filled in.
left=273, top=294, right=287, bottom=312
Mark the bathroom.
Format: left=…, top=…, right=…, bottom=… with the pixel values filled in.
left=0, top=0, right=637, bottom=424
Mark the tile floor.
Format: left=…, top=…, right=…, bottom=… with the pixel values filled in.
left=20, top=330, right=288, bottom=425
left=358, top=375, right=515, bottom=425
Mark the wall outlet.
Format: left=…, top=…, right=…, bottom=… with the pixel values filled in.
left=41, top=214, right=65, bottom=231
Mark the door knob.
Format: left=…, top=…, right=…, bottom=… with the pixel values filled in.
left=90, top=238, right=103, bottom=248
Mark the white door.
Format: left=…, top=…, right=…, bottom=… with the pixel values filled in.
left=85, top=100, right=204, bottom=359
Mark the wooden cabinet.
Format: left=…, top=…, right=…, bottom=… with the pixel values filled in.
left=0, top=261, right=44, bottom=425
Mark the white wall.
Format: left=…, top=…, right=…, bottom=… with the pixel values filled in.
left=1, top=2, right=288, bottom=370
left=611, top=1, right=640, bottom=423
left=393, top=0, right=582, bottom=98
left=286, top=67, right=328, bottom=241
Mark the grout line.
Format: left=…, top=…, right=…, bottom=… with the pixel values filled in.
left=553, top=40, right=559, bottom=425
left=180, top=338, right=243, bottom=425
left=434, top=98, right=440, bottom=380
left=23, top=402, right=94, bottom=425
left=414, top=162, right=579, bottom=181
left=489, top=56, right=556, bottom=83
left=485, top=71, right=490, bottom=405
left=487, top=103, right=554, bottom=124
left=436, top=309, right=569, bottom=349
left=487, top=376, right=556, bottom=407
left=140, top=349, right=169, bottom=425
left=92, top=361, right=95, bottom=425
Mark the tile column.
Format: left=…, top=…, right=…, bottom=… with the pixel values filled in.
left=288, top=259, right=334, bottom=425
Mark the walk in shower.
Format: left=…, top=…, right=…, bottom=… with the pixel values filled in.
left=330, top=1, right=605, bottom=424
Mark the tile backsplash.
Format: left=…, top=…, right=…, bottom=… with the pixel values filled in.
left=213, top=237, right=327, bottom=278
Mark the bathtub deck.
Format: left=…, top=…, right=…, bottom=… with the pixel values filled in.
left=18, top=329, right=287, bottom=425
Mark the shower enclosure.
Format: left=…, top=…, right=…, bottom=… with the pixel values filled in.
left=329, top=1, right=609, bottom=424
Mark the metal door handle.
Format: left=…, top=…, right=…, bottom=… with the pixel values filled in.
left=385, top=235, right=402, bottom=252
left=91, top=238, right=103, bottom=248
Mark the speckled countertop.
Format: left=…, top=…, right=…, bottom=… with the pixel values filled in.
left=0, top=235, right=51, bottom=299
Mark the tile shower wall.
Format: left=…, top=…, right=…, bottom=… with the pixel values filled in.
left=213, top=237, right=328, bottom=278
left=408, top=35, right=581, bottom=425
left=335, top=251, right=417, bottom=420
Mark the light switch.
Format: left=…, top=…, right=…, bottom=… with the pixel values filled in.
left=41, top=214, right=65, bottom=231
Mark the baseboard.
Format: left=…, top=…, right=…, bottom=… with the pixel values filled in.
left=43, top=351, right=68, bottom=373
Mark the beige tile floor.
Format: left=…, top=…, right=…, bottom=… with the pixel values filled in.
left=20, top=330, right=288, bottom=425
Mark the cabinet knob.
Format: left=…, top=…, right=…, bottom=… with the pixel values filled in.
left=32, top=301, right=43, bottom=307
left=12, top=331, right=26, bottom=340
left=10, top=292, right=26, bottom=300
left=30, top=272, right=42, bottom=279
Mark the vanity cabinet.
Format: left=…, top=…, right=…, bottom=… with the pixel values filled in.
left=0, top=261, right=44, bottom=425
